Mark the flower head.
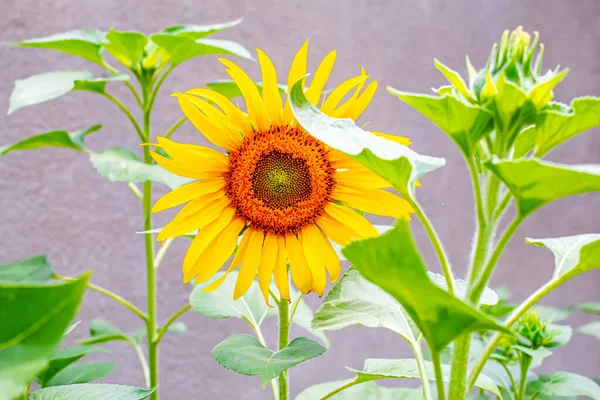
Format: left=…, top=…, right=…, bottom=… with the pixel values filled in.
left=151, top=40, right=413, bottom=303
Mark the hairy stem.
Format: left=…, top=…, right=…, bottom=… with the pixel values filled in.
left=278, top=299, right=290, bottom=400
left=517, top=354, right=533, bottom=400
left=431, top=349, right=446, bottom=400
left=498, top=360, right=518, bottom=399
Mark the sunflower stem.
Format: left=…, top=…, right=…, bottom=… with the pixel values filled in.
left=278, top=297, right=290, bottom=400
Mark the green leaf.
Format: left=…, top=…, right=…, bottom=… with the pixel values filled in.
left=545, top=324, right=572, bottom=348
left=37, top=346, right=110, bottom=387
left=102, top=30, right=148, bottom=69
left=427, top=272, right=498, bottom=306
left=513, top=125, right=537, bottom=158
left=211, top=334, right=325, bottom=387
left=0, top=255, right=53, bottom=282
left=387, top=88, right=492, bottom=156
left=90, top=147, right=192, bottom=190
left=491, top=75, right=537, bottom=143
left=486, top=158, right=600, bottom=217
left=296, top=380, right=423, bottom=400
left=533, top=97, right=600, bottom=156
left=526, top=234, right=600, bottom=278
left=45, top=362, right=117, bottom=387
left=150, top=35, right=252, bottom=66
left=8, top=71, right=128, bottom=114
left=0, top=274, right=89, bottom=399
left=434, top=59, right=475, bottom=102
left=531, top=305, right=572, bottom=322
left=578, top=302, right=600, bottom=316
left=343, top=220, right=508, bottom=352
left=29, top=384, right=157, bottom=400
left=166, top=322, right=187, bottom=333
left=0, top=125, right=101, bottom=156
left=312, top=267, right=416, bottom=343
left=347, top=358, right=501, bottom=397
left=206, top=79, right=287, bottom=99
left=13, top=30, right=106, bottom=65
left=526, top=372, right=600, bottom=399
left=64, top=322, right=81, bottom=336
left=290, top=80, right=445, bottom=198
left=528, top=69, right=569, bottom=109
left=288, top=296, right=330, bottom=347
left=161, top=18, right=243, bottom=39
left=577, top=322, right=600, bottom=340
left=513, top=345, right=553, bottom=364
left=79, top=318, right=135, bottom=346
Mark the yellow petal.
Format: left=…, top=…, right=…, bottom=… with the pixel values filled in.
left=152, top=178, right=225, bottom=213
left=299, top=226, right=327, bottom=296
left=285, top=233, right=312, bottom=294
left=156, top=137, right=229, bottom=168
left=371, top=131, right=412, bottom=146
left=186, top=217, right=245, bottom=284
left=335, top=169, right=391, bottom=189
left=202, top=225, right=251, bottom=292
left=182, top=207, right=236, bottom=273
left=157, top=194, right=229, bottom=241
left=174, top=93, right=239, bottom=151
left=234, top=229, right=264, bottom=300
left=150, top=151, right=225, bottom=180
left=256, top=49, right=282, bottom=124
left=308, top=225, right=341, bottom=283
left=316, top=213, right=361, bottom=247
left=329, top=67, right=369, bottom=118
left=333, top=187, right=414, bottom=219
left=273, top=236, right=290, bottom=301
left=305, top=50, right=336, bottom=105
left=338, top=80, right=378, bottom=120
left=220, top=58, right=270, bottom=131
left=185, top=88, right=252, bottom=134
left=258, top=233, right=278, bottom=306
left=325, top=202, right=379, bottom=238
left=320, top=73, right=369, bottom=115
left=282, top=39, right=309, bottom=123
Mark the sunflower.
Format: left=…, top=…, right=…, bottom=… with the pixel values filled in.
left=151, top=40, right=414, bottom=304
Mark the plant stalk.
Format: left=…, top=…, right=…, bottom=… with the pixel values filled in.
left=431, top=349, right=446, bottom=400
left=411, top=341, right=433, bottom=400
left=278, top=298, right=290, bottom=400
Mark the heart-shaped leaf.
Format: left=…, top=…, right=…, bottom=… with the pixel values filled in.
left=290, top=80, right=445, bottom=198
left=44, top=362, right=117, bottom=387
left=0, top=125, right=101, bottom=156
left=29, top=384, right=157, bottom=400
left=37, top=346, right=110, bottom=387
left=526, top=372, right=600, bottom=399
left=0, top=255, right=53, bottom=282
left=211, top=334, right=325, bottom=387
left=102, top=30, right=148, bottom=69
left=12, top=30, right=106, bottom=65
left=150, top=35, right=252, bottom=66
left=486, top=158, right=600, bottom=217
left=160, top=18, right=243, bottom=39
left=343, top=220, right=508, bottom=352
left=0, top=274, right=89, bottom=399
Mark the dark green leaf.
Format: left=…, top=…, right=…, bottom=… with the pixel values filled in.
left=29, top=384, right=157, bottom=400
left=534, top=97, right=600, bottom=156
left=90, top=147, right=192, bottom=190
left=290, top=80, right=445, bottom=198
left=527, top=372, right=600, bottom=399
left=486, top=158, right=600, bottom=217
left=0, top=255, right=53, bottom=282
left=387, top=88, right=492, bottom=156
left=347, top=358, right=501, bottom=397
left=37, top=346, right=110, bottom=387
left=45, top=362, right=116, bottom=387
left=577, top=322, right=600, bottom=340
left=296, top=380, right=423, bottom=400
left=161, top=18, right=243, bottom=39
left=526, top=234, right=600, bottom=278
left=73, top=74, right=129, bottom=93
left=578, top=302, right=600, bottom=316
left=0, top=125, right=101, bottom=156
left=211, top=334, right=325, bottom=387
left=0, top=274, right=89, bottom=399
left=343, top=220, right=508, bottom=352
left=102, top=30, right=148, bottom=69
left=206, top=79, right=287, bottom=99
left=13, top=30, right=105, bottom=65
left=150, top=34, right=252, bottom=66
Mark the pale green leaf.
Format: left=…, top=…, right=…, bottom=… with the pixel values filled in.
left=312, top=267, right=416, bottom=343
left=513, top=126, right=537, bottom=158
left=13, top=30, right=105, bottom=65
left=290, top=80, right=445, bottom=198
left=487, top=158, right=600, bottom=217
left=44, top=362, right=116, bottom=387
left=150, top=35, right=252, bottom=66
left=578, top=302, right=600, bottom=316
left=29, top=384, right=157, bottom=400
left=102, top=30, right=148, bottom=69
left=347, top=358, right=501, bottom=397
left=0, top=275, right=89, bottom=399
left=434, top=58, right=475, bottom=101
left=161, top=18, right=243, bottom=39
left=545, top=324, right=572, bottom=348
left=492, top=75, right=536, bottom=143
left=577, top=322, right=600, bottom=340
left=64, top=322, right=81, bottom=336
left=528, top=69, right=569, bottom=109
left=387, top=88, right=492, bottom=156
left=79, top=318, right=135, bottom=346
left=296, top=380, right=423, bottom=400
left=206, top=79, right=287, bottom=99
left=427, top=272, right=498, bottom=306
left=0, top=255, right=53, bottom=282
left=513, top=345, right=553, bottom=364
left=343, top=220, right=508, bottom=352
left=531, top=305, right=572, bottom=323
left=90, top=147, right=192, bottom=189
left=526, top=234, right=600, bottom=278
left=526, top=372, right=600, bottom=399
left=211, top=334, right=325, bottom=387
left=37, top=346, right=110, bottom=387
left=0, top=125, right=101, bottom=156
left=533, top=97, right=600, bottom=156
left=166, top=322, right=187, bottom=333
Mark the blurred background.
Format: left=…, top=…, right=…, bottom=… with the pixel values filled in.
left=1, top=0, right=599, bottom=398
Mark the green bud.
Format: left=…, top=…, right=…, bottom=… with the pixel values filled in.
left=513, top=311, right=559, bottom=349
